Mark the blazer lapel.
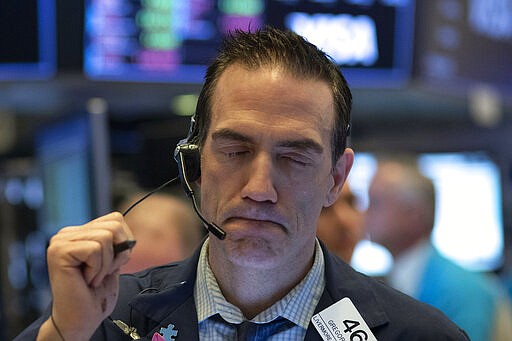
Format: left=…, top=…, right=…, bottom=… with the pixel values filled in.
left=127, top=246, right=202, bottom=340
left=304, top=243, right=390, bottom=340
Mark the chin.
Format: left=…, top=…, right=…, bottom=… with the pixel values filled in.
left=226, top=237, right=282, bottom=268
left=231, top=254, right=281, bottom=269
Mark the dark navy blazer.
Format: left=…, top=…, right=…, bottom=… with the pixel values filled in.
left=15, top=240, right=468, bottom=340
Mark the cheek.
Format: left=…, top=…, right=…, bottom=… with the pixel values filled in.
left=287, top=171, right=332, bottom=207
left=199, top=165, right=234, bottom=215
left=201, top=150, right=240, bottom=182
left=293, top=189, right=324, bottom=228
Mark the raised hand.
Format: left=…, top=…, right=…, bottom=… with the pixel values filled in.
left=37, top=212, right=134, bottom=341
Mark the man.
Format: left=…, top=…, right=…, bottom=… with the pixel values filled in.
left=16, top=27, right=467, bottom=340
left=365, top=156, right=512, bottom=341
left=317, top=183, right=363, bottom=263
left=117, top=191, right=205, bottom=273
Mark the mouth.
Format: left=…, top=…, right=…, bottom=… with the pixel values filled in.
left=219, top=204, right=289, bottom=234
left=223, top=216, right=286, bottom=232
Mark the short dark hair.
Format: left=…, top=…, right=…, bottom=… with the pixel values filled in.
left=191, top=26, right=352, bottom=163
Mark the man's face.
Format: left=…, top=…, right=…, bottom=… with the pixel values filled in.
left=365, top=164, right=417, bottom=256
left=199, top=64, right=353, bottom=271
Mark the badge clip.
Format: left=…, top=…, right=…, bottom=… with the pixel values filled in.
left=112, top=319, right=141, bottom=340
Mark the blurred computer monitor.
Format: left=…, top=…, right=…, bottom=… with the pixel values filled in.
left=35, top=112, right=111, bottom=235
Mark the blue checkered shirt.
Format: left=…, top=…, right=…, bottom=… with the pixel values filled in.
left=194, top=238, right=325, bottom=340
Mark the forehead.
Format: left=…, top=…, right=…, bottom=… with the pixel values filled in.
left=209, top=64, right=335, bottom=141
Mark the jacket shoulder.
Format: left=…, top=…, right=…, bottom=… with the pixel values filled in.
left=322, top=248, right=469, bottom=340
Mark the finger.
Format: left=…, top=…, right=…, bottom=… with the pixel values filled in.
left=55, top=214, right=120, bottom=236
left=58, top=231, right=113, bottom=285
left=92, top=212, right=135, bottom=245
left=78, top=240, right=106, bottom=286
left=50, top=228, right=118, bottom=286
left=82, top=228, right=118, bottom=287
left=49, top=213, right=134, bottom=284
left=55, top=216, right=134, bottom=251
left=58, top=212, right=134, bottom=240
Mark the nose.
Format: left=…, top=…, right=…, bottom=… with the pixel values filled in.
left=241, top=152, right=278, bottom=203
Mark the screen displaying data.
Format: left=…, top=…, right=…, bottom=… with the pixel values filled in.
left=0, top=0, right=56, bottom=80
left=35, top=113, right=111, bottom=235
left=84, top=0, right=415, bottom=87
left=415, top=0, right=512, bottom=96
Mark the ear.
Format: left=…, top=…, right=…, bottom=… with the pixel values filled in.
left=324, top=148, right=354, bottom=207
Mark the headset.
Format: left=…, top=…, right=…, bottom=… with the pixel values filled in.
left=173, top=116, right=226, bottom=240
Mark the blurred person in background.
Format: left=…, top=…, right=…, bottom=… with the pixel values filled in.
left=365, top=155, right=512, bottom=341
left=317, top=182, right=363, bottom=263
left=117, top=190, right=205, bottom=273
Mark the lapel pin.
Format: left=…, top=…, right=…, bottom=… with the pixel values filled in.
left=151, top=333, right=165, bottom=341
left=152, top=323, right=178, bottom=341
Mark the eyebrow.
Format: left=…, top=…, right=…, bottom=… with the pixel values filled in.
left=211, top=128, right=324, bottom=154
left=277, top=139, right=324, bottom=155
left=211, top=129, right=253, bottom=144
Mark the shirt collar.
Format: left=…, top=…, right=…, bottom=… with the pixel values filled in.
left=194, top=238, right=325, bottom=329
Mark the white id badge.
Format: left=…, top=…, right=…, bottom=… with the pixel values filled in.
left=311, top=297, right=377, bottom=341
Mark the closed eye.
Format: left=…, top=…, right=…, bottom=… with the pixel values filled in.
left=216, top=144, right=252, bottom=161
left=281, top=154, right=313, bottom=167
left=211, top=129, right=253, bottom=161
left=225, top=150, right=249, bottom=158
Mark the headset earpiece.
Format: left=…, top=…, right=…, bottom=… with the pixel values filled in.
left=174, top=141, right=201, bottom=196
left=173, top=123, right=227, bottom=240
left=173, top=115, right=201, bottom=196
